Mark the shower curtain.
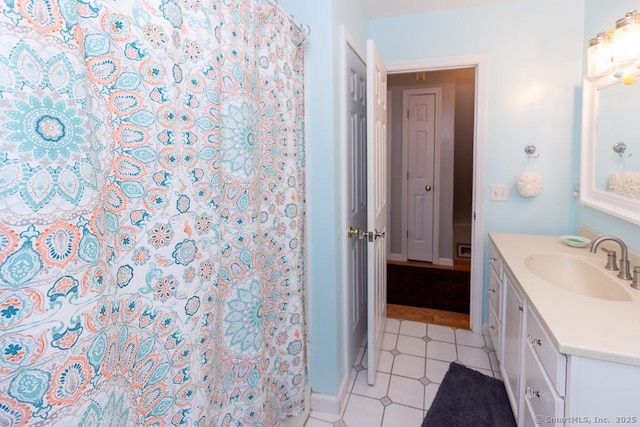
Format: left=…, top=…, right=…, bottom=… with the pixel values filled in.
left=0, top=0, right=306, bottom=425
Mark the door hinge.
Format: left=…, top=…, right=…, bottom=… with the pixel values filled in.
left=407, top=170, right=409, bottom=180
left=407, top=230, right=409, bottom=238
left=407, top=109, right=409, bottom=119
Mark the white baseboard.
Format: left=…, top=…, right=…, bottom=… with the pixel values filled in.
left=389, top=255, right=453, bottom=266
left=437, top=258, right=454, bottom=267
left=310, top=373, right=350, bottom=415
left=481, top=322, right=490, bottom=335
left=387, top=253, right=405, bottom=262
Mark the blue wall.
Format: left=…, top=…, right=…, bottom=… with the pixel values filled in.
left=370, top=0, right=584, bottom=237
left=368, top=0, right=586, bottom=343
left=280, top=0, right=640, bottom=399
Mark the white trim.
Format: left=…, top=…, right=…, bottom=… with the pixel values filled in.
left=387, top=54, right=488, bottom=73
left=580, top=74, right=640, bottom=226
left=387, top=253, right=404, bottom=262
left=386, top=89, right=393, bottom=259
left=438, top=258, right=454, bottom=267
left=343, top=28, right=366, bottom=66
left=400, top=91, right=408, bottom=261
left=386, top=54, right=489, bottom=334
left=310, top=373, right=350, bottom=415
left=402, top=88, right=442, bottom=264
left=339, top=25, right=350, bottom=387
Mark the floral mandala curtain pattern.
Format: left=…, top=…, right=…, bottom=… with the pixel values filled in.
left=0, top=0, right=307, bottom=425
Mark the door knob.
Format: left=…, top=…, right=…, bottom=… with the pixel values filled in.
left=374, top=229, right=386, bottom=239
left=425, top=185, right=432, bottom=191
left=348, top=226, right=360, bottom=238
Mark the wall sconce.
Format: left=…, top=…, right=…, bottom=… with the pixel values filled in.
left=588, top=10, right=640, bottom=79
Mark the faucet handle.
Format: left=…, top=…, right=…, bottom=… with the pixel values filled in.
left=601, top=248, right=619, bottom=271
left=632, top=267, right=640, bottom=290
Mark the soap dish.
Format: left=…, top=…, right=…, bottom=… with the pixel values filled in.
left=560, top=235, right=592, bottom=248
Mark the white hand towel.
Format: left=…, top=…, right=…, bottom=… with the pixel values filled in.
left=517, top=171, right=542, bottom=197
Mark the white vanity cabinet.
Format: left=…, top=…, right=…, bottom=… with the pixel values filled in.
left=501, top=269, right=526, bottom=424
left=488, top=233, right=640, bottom=426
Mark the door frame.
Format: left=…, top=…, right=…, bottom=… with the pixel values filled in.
left=386, top=55, right=488, bottom=334
left=401, top=88, right=442, bottom=264
left=316, top=26, right=368, bottom=415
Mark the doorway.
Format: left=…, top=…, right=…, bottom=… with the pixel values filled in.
left=386, top=68, right=475, bottom=321
left=387, top=69, right=475, bottom=268
left=386, top=56, right=487, bottom=334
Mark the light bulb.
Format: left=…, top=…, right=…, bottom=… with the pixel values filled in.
left=614, top=12, right=640, bottom=65
left=588, top=32, right=614, bottom=76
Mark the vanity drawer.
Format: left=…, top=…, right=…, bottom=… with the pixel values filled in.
left=524, top=343, right=564, bottom=426
left=488, top=303, right=501, bottom=361
left=522, top=398, right=540, bottom=427
left=527, top=306, right=566, bottom=396
left=488, top=266, right=502, bottom=315
left=489, top=242, right=503, bottom=280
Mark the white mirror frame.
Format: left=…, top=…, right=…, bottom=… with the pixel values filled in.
left=580, top=71, right=640, bottom=226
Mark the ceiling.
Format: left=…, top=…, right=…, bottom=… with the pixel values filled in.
left=362, top=0, right=514, bottom=19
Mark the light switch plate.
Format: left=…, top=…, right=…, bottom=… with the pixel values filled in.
left=490, top=185, right=509, bottom=201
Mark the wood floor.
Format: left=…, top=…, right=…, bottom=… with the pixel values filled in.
left=387, top=259, right=471, bottom=330
left=387, top=304, right=470, bottom=329
left=387, top=259, right=471, bottom=272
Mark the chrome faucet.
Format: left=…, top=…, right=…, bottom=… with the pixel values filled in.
left=590, top=236, right=633, bottom=280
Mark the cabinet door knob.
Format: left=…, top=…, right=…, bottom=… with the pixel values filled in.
left=526, top=387, right=540, bottom=399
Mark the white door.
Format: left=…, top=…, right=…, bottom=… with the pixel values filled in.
left=346, top=44, right=368, bottom=370
left=366, top=40, right=388, bottom=386
left=406, top=91, right=437, bottom=262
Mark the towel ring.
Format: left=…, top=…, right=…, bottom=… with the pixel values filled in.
left=613, top=142, right=632, bottom=158
left=524, top=144, right=539, bottom=159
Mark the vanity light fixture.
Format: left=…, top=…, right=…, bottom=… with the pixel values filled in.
left=588, top=10, right=640, bottom=79
left=614, top=11, right=640, bottom=65
left=588, top=32, right=614, bottom=76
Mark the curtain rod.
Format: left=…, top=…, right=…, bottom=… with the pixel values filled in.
left=263, top=0, right=311, bottom=36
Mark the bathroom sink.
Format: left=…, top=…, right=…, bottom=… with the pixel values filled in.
left=524, top=254, right=633, bottom=302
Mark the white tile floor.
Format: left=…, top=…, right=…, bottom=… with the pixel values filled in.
left=304, top=319, right=502, bottom=427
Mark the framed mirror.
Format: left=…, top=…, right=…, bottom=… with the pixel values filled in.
left=580, top=69, right=640, bottom=225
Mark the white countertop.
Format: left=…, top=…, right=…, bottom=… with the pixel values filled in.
left=489, top=232, right=640, bottom=367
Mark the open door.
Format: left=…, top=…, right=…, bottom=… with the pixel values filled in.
left=366, top=40, right=388, bottom=386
